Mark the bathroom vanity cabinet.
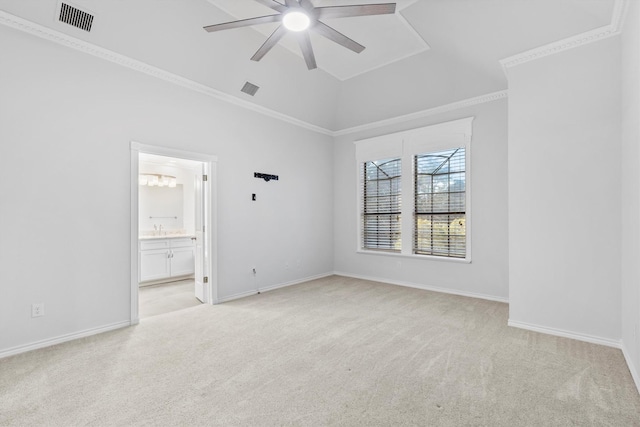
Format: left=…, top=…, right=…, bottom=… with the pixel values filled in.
left=139, top=237, right=195, bottom=282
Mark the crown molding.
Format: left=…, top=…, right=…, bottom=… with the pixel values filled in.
left=333, top=90, right=508, bottom=137
left=610, top=0, right=629, bottom=32
left=500, top=0, right=628, bottom=73
left=0, top=10, right=334, bottom=136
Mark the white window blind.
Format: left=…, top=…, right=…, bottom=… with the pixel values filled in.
left=361, top=158, right=402, bottom=251
left=414, top=148, right=466, bottom=258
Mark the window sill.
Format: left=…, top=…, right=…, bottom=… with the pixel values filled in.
left=356, top=250, right=471, bottom=264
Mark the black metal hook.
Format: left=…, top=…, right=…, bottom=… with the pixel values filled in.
left=254, top=172, right=279, bottom=182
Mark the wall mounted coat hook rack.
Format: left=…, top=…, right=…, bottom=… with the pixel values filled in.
left=254, top=172, right=279, bottom=182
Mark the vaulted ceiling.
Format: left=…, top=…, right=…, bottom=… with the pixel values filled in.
left=0, top=0, right=615, bottom=131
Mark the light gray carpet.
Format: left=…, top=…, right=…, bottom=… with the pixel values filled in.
left=1, top=275, right=639, bottom=426
left=139, top=279, right=201, bottom=318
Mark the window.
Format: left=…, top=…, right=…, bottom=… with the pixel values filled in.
left=355, top=117, right=473, bottom=261
left=414, top=148, right=466, bottom=258
left=361, top=158, right=402, bottom=252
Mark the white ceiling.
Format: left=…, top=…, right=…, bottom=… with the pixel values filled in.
left=0, top=0, right=617, bottom=131
left=208, top=0, right=429, bottom=80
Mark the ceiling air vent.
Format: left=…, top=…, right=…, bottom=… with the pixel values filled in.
left=241, top=82, right=259, bottom=97
left=58, top=2, right=94, bottom=32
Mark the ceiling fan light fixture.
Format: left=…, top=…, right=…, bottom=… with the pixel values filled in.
left=203, top=2, right=397, bottom=70
left=282, top=11, right=310, bottom=32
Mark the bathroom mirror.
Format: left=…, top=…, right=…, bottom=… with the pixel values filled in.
left=139, top=184, right=184, bottom=232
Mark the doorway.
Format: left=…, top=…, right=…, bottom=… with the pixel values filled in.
left=130, top=142, right=218, bottom=324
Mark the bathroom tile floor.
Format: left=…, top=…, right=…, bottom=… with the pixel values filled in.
left=139, top=279, right=201, bottom=319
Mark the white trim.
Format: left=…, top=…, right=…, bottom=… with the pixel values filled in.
left=217, top=272, right=334, bottom=303
left=355, top=250, right=471, bottom=264
left=500, top=25, right=615, bottom=71
left=622, top=342, right=640, bottom=395
left=335, top=91, right=506, bottom=137
left=217, top=290, right=258, bottom=304
left=355, top=117, right=474, bottom=262
left=507, top=319, right=622, bottom=349
left=334, top=271, right=508, bottom=304
left=130, top=147, right=140, bottom=324
left=500, top=0, right=628, bottom=73
left=0, top=321, right=130, bottom=359
left=612, top=0, right=630, bottom=32
left=353, top=116, right=475, bottom=150
left=0, top=10, right=332, bottom=136
left=131, top=142, right=219, bottom=163
left=130, top=142, right=218, bottom=320
left=208, top=161, right=219, bottom=304
left=258, top=272, right=334, bottom=293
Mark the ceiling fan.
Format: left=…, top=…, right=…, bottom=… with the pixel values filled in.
left=204, top=0, right=396, bottom=70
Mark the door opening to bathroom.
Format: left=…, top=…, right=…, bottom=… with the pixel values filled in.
left=130, top=142, right=217, bottom=323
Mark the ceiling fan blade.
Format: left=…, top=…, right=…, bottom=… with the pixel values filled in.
left=252, top=0, right=287, bottom=13
left=295, top=32, right=317, bottom=70
left=251, top=25, right=288, bottom=61
left=312, top=21, right=365, bottom=53
left=298, top=0, right=315, bottom=12
left=316, top=3, right=396, bottom=20
left=203, top=14, right=281, bottom=32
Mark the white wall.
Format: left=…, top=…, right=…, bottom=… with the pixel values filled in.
left=0, top=25, right=334, bottom=354
left=621, top=0, right=640, bottom=389
left=333, top=99, right=509, bottom=301
left=507, top=37, right=621, bottom=343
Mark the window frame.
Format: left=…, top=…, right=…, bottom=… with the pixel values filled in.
left=355, top=117, right=473, bottom=263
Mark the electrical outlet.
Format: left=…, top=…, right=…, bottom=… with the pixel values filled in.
left=252, top=267, right=256, bottom=275
left=31, top=303, right=44, bottom=318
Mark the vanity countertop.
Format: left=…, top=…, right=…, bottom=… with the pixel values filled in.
left=139, top=234, right=195, bottom=240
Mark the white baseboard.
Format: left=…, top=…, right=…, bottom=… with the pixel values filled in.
left=217, top=272, right=334, bottom=304
left=259, top=272, right=334, bottom=293
left=139, top=275, right=195, bottom=287
left=217, top=289, right=258, bottom=303
left=508, top=319, right=622, bottom=349
left=333, top=271, right=509, bottom=303
left=0, top=320, right=131, bottom=359
left=622, top=342, right=640, bottom=395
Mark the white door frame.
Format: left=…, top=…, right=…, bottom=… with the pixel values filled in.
left=130, top=141, right=218, bottom=324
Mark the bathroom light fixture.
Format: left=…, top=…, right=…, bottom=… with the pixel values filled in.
left=139, top=174, right=177, bottom=188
